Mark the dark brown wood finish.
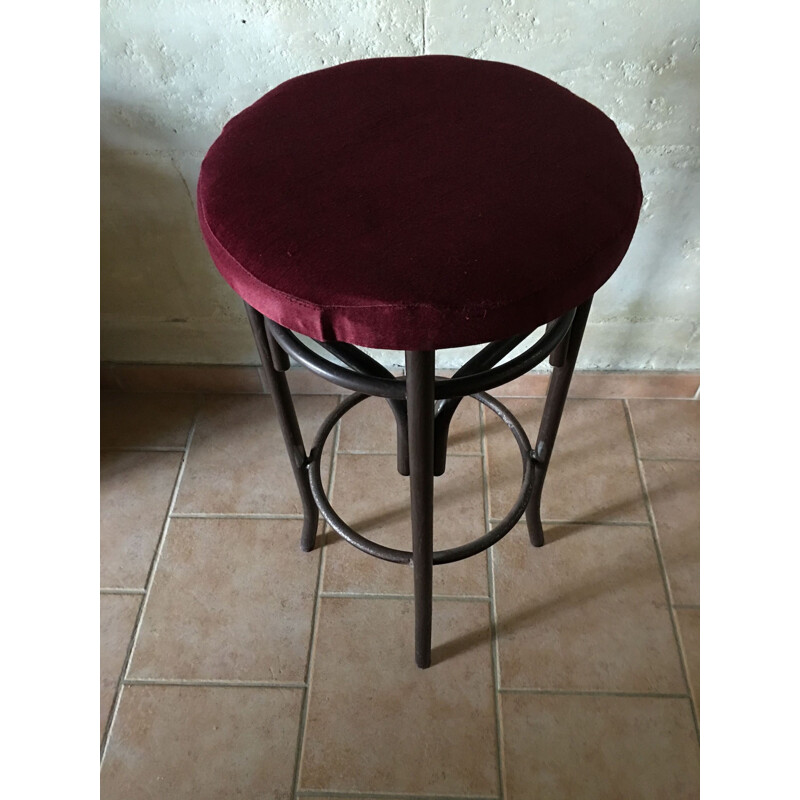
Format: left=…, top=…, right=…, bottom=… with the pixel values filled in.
left=245, top=302, right=319, bottom=552
left=405, top=350, right=436, bottom=669
left=525, top=297, right=593, bottom=546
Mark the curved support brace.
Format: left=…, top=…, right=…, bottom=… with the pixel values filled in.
left=267, top=329, right=291, bottom=372
left=244, top=303, right=319, bottom=551
left=319, top=340, right=409, bottom=476
left=266, top=309, right=575, bottom=401
left=547, top=319, right=571, bottom=368
left=433, top=332, right=529, bottom=475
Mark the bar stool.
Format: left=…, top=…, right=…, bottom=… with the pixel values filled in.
left=197, top=55, right=642, bottom=668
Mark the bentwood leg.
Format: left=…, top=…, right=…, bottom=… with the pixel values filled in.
left=526, top=297, right=593, bottom=547
left=244, top=302, right=320, bottom=552
left=405, top=350, right=436, bottom=668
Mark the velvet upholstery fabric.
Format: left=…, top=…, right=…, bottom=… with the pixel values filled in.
left=198, top=55, right=642, bottom=350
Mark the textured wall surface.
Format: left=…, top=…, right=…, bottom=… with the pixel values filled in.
left=100, top=0, right=699, bottom=370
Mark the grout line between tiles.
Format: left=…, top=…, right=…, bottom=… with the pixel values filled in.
left=480, top=403, right=506, bottom=800
left=336, top=449, right=481, bottom=457
left=639, top=456, right=700, bottom=463
left=287, top=391, right=359, bottom=397
left=123, top=678, right=306, bottom=689
left=291, top=414, right=341, bottom=797
left=170, top=512, right=304, bottom=520
left=498, top=687, right=690, bottom=699
left=319, top=592, right=490, bottom=602
left=100, top=413, right=197, bottom=766
left=100, top=588, right=146, bottom=595
left=297, top=791, right=497, bottom=800
left=490, top=394, right=699, bottom=401
left=105, top=387, right=345, bottom=400
left=623, top=399, right=700, bottom=741
left=488, top=518, right=649, bottom=527
left=100, top=445, right=187, bottom=453
left=226, top=391, right=344, bottom=397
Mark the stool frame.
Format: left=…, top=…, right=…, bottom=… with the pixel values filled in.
left=244, top=297, right=593, bottom=668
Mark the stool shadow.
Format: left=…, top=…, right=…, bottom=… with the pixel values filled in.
left=537, top=524, right=582, bottom=544
left=432, top=627, right=489, bottom=667
left=431, top=541, right=664, bottom=665
left=539, top=483, right=650, bottom=527
left=500, top=473, right=649, bottom=532
left=323, top=481, right=484, bottom=546
left=100, top=392, right=199, bottom=450
left=444, top=426, right=481, bottom=451
left=321, top=505, right=410, bottom=544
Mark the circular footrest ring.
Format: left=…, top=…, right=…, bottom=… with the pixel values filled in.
left=307, top=391, right=534, bottom=565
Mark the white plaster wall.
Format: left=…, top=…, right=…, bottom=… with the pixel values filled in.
left=101, top=0, right=699, bottom=370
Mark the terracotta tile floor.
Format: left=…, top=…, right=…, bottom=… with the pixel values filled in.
left=100, top=381, right=700, bottom=799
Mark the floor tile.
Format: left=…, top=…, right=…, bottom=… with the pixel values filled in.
left=502, top=693, right=699, bottom=799
left=491, top=371, right=699, bottom=399
left=486, top=398, right=648, bottom=523
left=100, top=392, right=197, bottom=448
left=490, top=372, right=551, bottom=397
left=642, top=460, right=700, bottom=605
left=100, top=594, right=141, bottom=742
left=568, top=371, right=700, bottom=399
left=628, top=399, right=699, bottom=459
left=570, top=371, right=700, bottom=399
left=323, top=454, right=488, bottom=596
left=675, top=607, right=700, bottom=718
left=338, top=394, right=481, bottom=455
left=300, top=598, right=498, bottom=796
left=493, top=523, right=684, bottom=692
left=174, top=394, right=336, bottom=514
left=285, top=365, right=369, bottom=395
left=129, top=519, right=319, bottom=683
left=100, top=450, right=183, bottom=589
left=101, top=685, right=302, bottom=800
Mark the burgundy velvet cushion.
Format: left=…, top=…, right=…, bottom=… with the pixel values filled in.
left=198, top=55, right=642, bottom=350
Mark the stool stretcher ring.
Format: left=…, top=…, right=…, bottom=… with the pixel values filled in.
left=306, top=390, right=535, bottom=566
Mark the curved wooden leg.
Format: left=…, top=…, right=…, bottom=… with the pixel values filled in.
left=406, top=350, right=435, bottom=668
left=245, top=303, right=319, bottom=552
left=526, top=297, right=593, bottom=547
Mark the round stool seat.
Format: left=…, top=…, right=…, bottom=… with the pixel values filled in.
left=198, top=55, right=642, bottom=350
